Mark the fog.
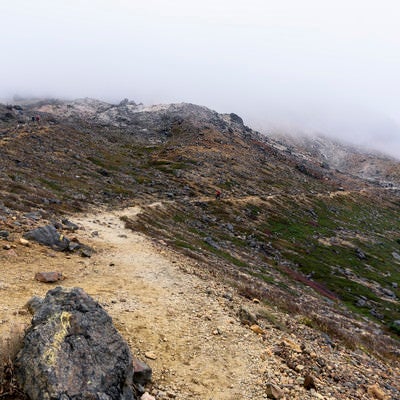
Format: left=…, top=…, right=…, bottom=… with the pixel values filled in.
left=2, top=0, right=400, bottom=157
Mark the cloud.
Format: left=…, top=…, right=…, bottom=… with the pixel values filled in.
left=2, top=0, right=400, bottom=157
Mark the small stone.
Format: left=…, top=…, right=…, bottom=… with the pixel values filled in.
left=250, top=324, right=265, bottom=335
left=392, top=251, right=400, bottom=261
left=81, top=248, right=92, bottom=258
left=62, top=219, right=79, bottom=231
left=132, top=358, right=152, bottom=386
left=3, top=244, right=11, bottom=250
left=282, top=339, right=302, bottom=353
left=295, top=364, right=305, bottom=372
left=304, top=374, right=316, bottom=390
left=19, top=238, right=30, bottom=246
left=34, top=271, right=64, bottom=283
left=265, top=383, right=284, bottom=399
left=144, top=352, right=157, bottom=360
left=252, top=298, right=260, bottom=304
left=141, top=393, right=155, bottom=400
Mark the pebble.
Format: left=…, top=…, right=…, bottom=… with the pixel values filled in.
left=250, top=324, right=265, bottom=335
left=145, top=351, right=157, bottom=360
left=295, top=364, right=305, bottom=372
left=265, top=383, right=284, bottom=399
left=140, top=393, right=156, bottom=400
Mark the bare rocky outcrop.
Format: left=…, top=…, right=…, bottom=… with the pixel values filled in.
left=15, top=287, right=149, bottom=400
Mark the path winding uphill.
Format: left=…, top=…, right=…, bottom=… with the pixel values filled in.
left=71, top=206, right=400, bottom=400
left=72, top=206, right=269, bottom=399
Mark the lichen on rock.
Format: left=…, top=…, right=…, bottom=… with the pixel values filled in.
left=15, top=287, right=146, bottom=400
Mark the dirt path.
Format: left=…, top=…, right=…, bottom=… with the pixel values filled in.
left=69, top=206, right=269, bottom=399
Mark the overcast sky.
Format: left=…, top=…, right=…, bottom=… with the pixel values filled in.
left=2, top=0, right=400, bottom=157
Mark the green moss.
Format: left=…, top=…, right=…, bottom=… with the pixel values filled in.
left=39, top=178, right=63, bottom=192
left=174, top=240, right=196, bottom=250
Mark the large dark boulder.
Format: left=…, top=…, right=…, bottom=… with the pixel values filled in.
left=15, top=287, right=146, bottom=400
left=24, top=224, right=70, bottom=251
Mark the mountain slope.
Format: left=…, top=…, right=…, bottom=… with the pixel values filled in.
left=1, top=98, right=400, bottom=357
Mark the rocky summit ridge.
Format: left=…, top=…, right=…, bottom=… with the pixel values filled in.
left=1, top=97, right=400, bottom=399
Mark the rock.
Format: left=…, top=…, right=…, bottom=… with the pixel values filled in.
left=295, top=364, right=305, bottom=372
left=19, top=238, right=30, bottom=246
left=355, top=298, right=367, bottom=307
left=140, top=393, right=155, bottom=400
left=304, top=374, right=316, bottom=390
left=23, top=211, right=42, bottom=221
left=132, top=358, right=152, bottom=386
left=370, top=309, right=384, bottom=320
left=35, top=271, right=64, bottom=283
left=62, top=218, right=79, bottom=231
left=392, top=251, right=400, bottom=261
left=15, top=287, right=136, bottom=400
left=81, top=248, right=93, bottom=257
left=282, top=339, right=302, bottom=353
left=0, top=230, right=9, bottom=238
left=381, top=287, right=396, bottom=298
left=356, top=248, right=366, bottom=259
left=24, top=225, right=70, bottom=251
left=68, top=240, right=81, bottom=252
left=229, top=113, right=244, bottom=125
left=226, top=223, right=234, bottom=232
left=203, top=236, right=220, bottom=249
left=144, top=352, right=157, bottom=360
left=265, top=383, right=284, bottom=399
left=3, top=244, right=11, bottom=250
left=250, top=324, right=265, bottom=335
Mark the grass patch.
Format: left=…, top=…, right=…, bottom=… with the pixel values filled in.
left=0, top=323, right=26, bottom=398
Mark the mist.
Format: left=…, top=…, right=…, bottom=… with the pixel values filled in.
left=2, top=0, right=400, bottom=158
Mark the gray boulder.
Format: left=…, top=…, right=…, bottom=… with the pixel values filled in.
left=24, top=224, right=70, bottom=251
left=15, top=287, right=148, bottom=400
